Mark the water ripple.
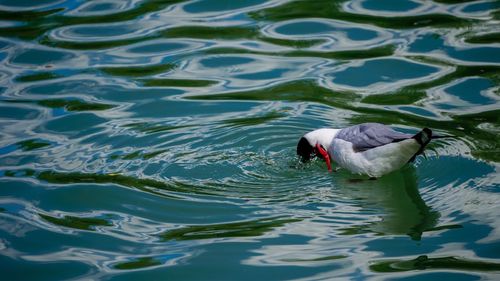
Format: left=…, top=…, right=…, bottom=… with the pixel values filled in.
left=0, top=0, right=499, bottom=280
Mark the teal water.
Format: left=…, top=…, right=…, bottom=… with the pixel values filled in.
left=0, top=0, right=499, bottom=280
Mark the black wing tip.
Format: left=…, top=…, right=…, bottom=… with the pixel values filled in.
left=408, top=128, right=433, bottom=162
left=423, top=127, right=432, bottom=136
left=413, top=128, right=432, bottom=145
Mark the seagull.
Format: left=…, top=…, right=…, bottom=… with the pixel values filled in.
left=297, top=123, right=442, bottom=178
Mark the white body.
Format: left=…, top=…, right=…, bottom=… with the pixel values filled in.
left=330, top=138, right=419, bottom=177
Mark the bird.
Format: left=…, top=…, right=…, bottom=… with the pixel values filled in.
left=296, top=123, right=444, bottom=178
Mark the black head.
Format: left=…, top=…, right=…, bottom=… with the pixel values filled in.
left=297, top=137, right=314, bottom=162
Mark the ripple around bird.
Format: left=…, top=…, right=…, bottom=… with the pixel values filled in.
left=0, top=0, right=499, bottom=280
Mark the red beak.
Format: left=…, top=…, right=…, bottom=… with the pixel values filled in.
left=315, top=143, right=332, bottom=172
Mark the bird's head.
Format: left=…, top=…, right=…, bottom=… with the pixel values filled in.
left=296, top=128, right=339, bottom=171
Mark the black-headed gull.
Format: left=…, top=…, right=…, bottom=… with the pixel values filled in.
left=297, top=123, right=436, bottom=178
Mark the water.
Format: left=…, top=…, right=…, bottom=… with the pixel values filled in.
left=0, top=0, right=499, bottom=280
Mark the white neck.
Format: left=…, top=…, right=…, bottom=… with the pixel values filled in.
left=304, top=128, right=340, bottom=149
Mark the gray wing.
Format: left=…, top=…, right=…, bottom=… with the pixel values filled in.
left=335, top=123, right=413, bottom=151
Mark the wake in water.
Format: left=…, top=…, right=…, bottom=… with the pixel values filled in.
left=0, top=0, right=499, bottom=280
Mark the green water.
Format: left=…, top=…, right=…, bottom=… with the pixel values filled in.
left=0, top=0, right=499, bottom=280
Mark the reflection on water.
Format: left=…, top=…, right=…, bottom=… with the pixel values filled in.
left=0, top=0, right=499, bottom=280
left=335, top=166, right=439, bottom=241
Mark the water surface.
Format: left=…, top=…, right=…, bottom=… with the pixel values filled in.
left=0, top=0, right=499, bottom=280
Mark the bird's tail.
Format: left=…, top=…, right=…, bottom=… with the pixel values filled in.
left=413, top=128, right=432, bottom=145
left=409, top=128, right=432, bottom=162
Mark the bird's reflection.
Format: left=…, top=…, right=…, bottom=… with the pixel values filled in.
left=333, top=165, right=439, bottom=240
